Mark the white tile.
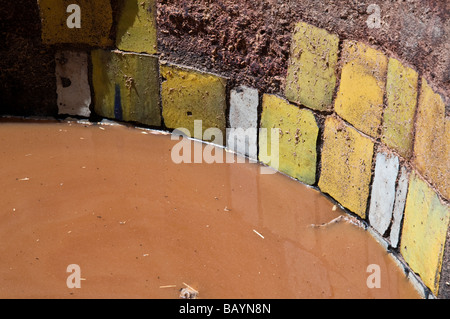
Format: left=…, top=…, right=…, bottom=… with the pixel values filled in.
left=227, top=86, right=258, bottom=159
left=390, top=166, right=409, bottom=248
left=368, top=152, right=399, bottom=236
left=55, top=51, right=91, bottom=117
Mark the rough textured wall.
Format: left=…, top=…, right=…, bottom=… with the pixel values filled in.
left=157, top=0, right=449, bottom=112
left=1, top=1, right=448, bottom=116
left=0, top=0, right=57, bottom=116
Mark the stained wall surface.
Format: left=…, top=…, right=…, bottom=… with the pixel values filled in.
left=0, top=0, right=449, bottom=298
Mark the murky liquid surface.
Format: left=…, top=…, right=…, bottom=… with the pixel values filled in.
left=0, top=120, right=419, bottom=299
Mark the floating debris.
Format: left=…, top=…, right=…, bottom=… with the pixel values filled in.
left=310, top=215, right=366, bottom=229
left=253, top=229, right=265, bottom=239
left=179, top=283, right=198, bottom=299
left=159, top=285, right=177, bottom=289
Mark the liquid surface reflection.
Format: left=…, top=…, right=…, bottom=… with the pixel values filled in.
left=0, top=121, right=419, bottom=298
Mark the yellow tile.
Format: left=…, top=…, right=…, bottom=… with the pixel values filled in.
left=91, top=50, right=161, bottom=126
left=285, top=22, right=339, bottom=111
left=161, top=64, right=227, bottom=143
left=116, top=0, right=157, bottom=54
left=382, top=58, right=418, bottom=159
left=38, top=0, right=113, bottom=46
left=260, top=94, right=319, bottom=185
left=414, top=78, right=449, bottom=199
left=401, top=172, right=450, bottom=295
left=318, top=116, right=375, bottom=218
left=335, top=41, right=387, bottom=137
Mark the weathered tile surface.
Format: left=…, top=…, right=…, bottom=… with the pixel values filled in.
left=55, top=51, right=91, bottom=117
left=335, top=41, right=387, bottom=138
left=91, top=50, right=161, bottom=126
left=285, top=22, right=339, bottom=111
left=400, top=172, right=450, bottom=296
left=368, top=152, right=399, bottom=236
left=116, top=0, right=157, bottom=54
left=414, top=78, right=449, bottom=199
left=259, top=94, right=319, bottom=185
left=382, top=58, right=418, bottom=159
left=161, top=64, right=227, bottom=144
left=38, top=0, right=113, bottom=46
left=390, top=166, right=409, bottom=248
left=227, top=86, right=259, bottom=159
left=318, top=116, right=375, bottom=218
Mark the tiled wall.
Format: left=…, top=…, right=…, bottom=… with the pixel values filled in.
left=37, top=0, right=449, bottom=298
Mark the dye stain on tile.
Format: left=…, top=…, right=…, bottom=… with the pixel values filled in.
left=318, top=116, right=375, bottom=218
left=91, top=50, right=161, bottom=127
left=260, top=94, right=319, bottom=185
left=116, top=0, right=158, bottom=54
left=114, top=84, right=123, bottom=120
left=334, top=41, right=388, bottom=138
left=401, top=172, right=450, bottom=296
left=38, top=0, right=113, bottom=46
left=413, top=78, right=449, bottom=200
left=285, top=22, right=339, bottom=111
left=161, top=64, right=227, bottom=144
left=382, top=58, right=418, bottom=159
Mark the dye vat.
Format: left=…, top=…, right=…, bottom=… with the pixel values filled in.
left=0, top=120, right=419, bottom=299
